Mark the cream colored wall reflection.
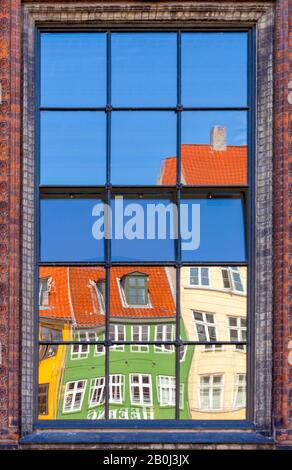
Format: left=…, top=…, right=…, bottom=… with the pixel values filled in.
left=180, top=267, right=247, bottom=419
left=184, top=346, right=246, bottom=420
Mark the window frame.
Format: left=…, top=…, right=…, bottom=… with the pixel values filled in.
left=156, top=375, right=184, bottom=409
left=20, top=5, right=274, bottom=436
left=109, top=324, right=126, bottom=352
left=38, top=277, right=51, bottom=307
left=39, top=326, right=62, bottom=360
left=198, top=374, right=225, bottom=411
left=221, top=267, right=245, bottom=294
left=131, top=325, right=150, bottom=352
left=109, top=374, right=125, bottom=404
left=192, top=311, right=223, bottom=352
left=91, top=279, right=106, bottom=315
left=124, top=273, right=149, bottom=306
left=154, top=324, right=175, bottom=353
left=157, top=375, right=176, bottom=407
left=70, top=331, right=98, bottom=360
left=228, top=316, right=247, bottom=352
left=88, top=377, right=105, bottom=408
left=189, top=267, right=211, bottom=288
left=63, top=380, right=87, bottom=414
left=36, top=26, right=252, bottom=426
left=130, top=374, right=153, bottom=407
left=233, top=373, right=247, bottom=410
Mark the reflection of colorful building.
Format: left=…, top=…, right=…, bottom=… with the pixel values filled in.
left=158, top=127, right=248, bottom=419
left=38, top=267, right=194, bottom=420
left=38, top=268, right=74, bottom=419
left=180, top=266, right=247, bottom=419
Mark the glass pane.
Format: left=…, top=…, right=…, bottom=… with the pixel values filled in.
left=111, top=197, right=176, bottom=261
left=229, top=317, right=238, bottom=327
left=38, top=346, right=105, bottom=420
left=180, top=196, right=246, bottom=262
left=182, top=32, right=248, bottom=107
left=180, top=267, right=247, bottom=341
left=41, top=33, right=106, bottom=107
left=40, top=112, right=106, bottom=185
left=38, top=267, right=106, bottom=341
left=109, top=349, right=176, bottom=420
left=189, top=268, right=199, bottom=285
left=40, top=199, right=105, bottom=262
left=196, top=325, right=207, bottom=342
left=175, top=111, right=247, bottom=185
left=180, top=345, right=247, bottom=420
left=111, top=33, right=177, bottom=107
left=110, top=267, right=176, bottom=341
left=111, top=112, right=176, bottom=185
left=230, top=330, right=239, bottom=341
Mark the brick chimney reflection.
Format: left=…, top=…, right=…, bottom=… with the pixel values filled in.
left=210, top=126, right=226, bottom=151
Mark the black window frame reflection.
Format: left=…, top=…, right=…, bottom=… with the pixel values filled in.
left=37, top=28, right=254, bottom=428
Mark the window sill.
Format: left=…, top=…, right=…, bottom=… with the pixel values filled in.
left=20, top=430, right=274, bottom=445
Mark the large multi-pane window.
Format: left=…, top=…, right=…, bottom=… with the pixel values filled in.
left=63, top=380, right=87, bottom=413
left=199, top=375, right=224, bottom=411
left=189, top=268, right=210, bottom=287
left=38, top=31, right=249, bottom=423
left=89, top=377, right=105, bottom=408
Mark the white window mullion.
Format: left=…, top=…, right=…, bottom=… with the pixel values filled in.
left=189, top=267, right=210, bottom=287
left=154, top=324, right=175, bottom=353
left=109, top=374, right=124, bottom=404
left=131, top=325, right=149, bottom=352
left=89, top=377, right=105, bottom=408
left=233, top=374, right=246, bottom=408
left=199, top=375, right=224, bottom=411
left=130, top=374, right=152, bottom=406
left=110, top=324, right=125, bottom=351
left=63, top=380, right=87, bottom=413
left=157, top=376, right=176, bottom=406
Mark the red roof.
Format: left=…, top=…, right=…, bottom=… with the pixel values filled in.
left=39, top=267, right=71, bottom=321
left=159, top=144, right=247, bottom=185
left=39, top=266, right=175, bottom=328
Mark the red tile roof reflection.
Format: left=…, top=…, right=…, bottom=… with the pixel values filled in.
left=159, top=144, right=247, bottom=185
left=39, top=266, right=175, bottom=328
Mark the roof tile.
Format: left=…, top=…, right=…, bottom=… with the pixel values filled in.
left=39, top=267, right=175, bottom=328
left=160, top=144, right=247, bottom=185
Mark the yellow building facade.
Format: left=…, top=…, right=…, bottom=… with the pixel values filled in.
left=38, top=319, right=72, bottom=420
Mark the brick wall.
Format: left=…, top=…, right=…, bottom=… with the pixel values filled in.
left=0, top=0, right=21, bottom=446
left=0, top=0, right=291, bottom=449
left=274, top=0, right=292, bottom=446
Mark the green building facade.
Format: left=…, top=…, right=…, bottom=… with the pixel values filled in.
left=57, top=321, right=194, bottom=420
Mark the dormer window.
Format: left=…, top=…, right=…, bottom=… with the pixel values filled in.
left=94, top=279, right=106, bottom=313
left=121, top=273, right=149, bottom=306
left=39, top=277, right=51, bottom=307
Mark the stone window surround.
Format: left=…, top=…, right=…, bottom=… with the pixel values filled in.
left=21, top=1, right=274, bottom=441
